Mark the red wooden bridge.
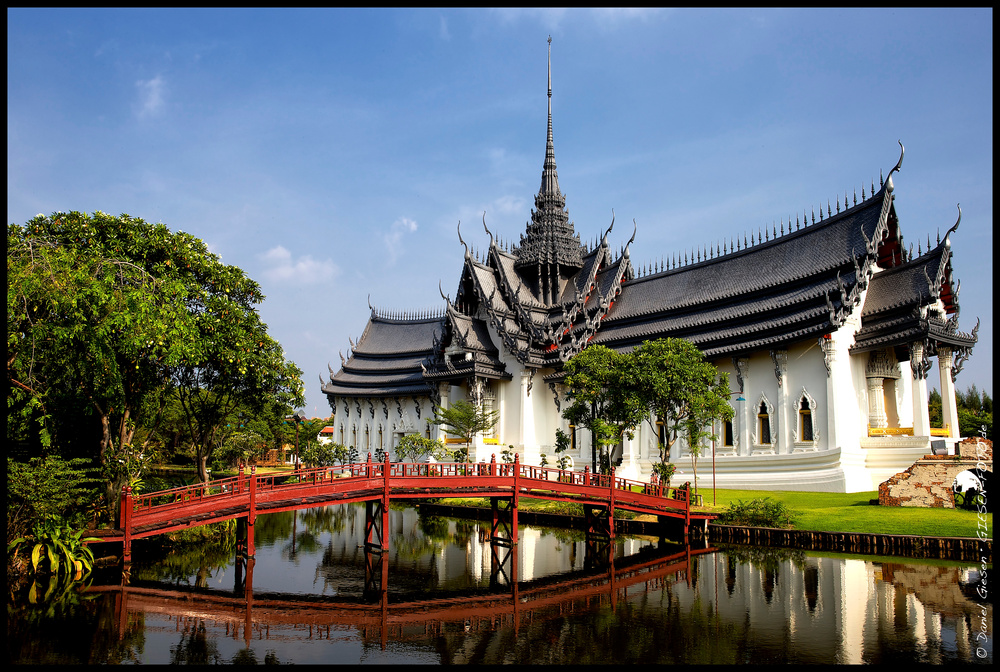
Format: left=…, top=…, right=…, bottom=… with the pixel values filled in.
left=93, top=454, right=713, bottom=562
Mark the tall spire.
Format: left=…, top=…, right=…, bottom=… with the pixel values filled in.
left=514, top=36, right=584, bottom=304
left=540, top=34, right=560, bottom=197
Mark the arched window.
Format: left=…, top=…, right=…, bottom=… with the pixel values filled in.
left=757, top=401, right=771, bottom=445
left=799, top=396, right=814, bottom=442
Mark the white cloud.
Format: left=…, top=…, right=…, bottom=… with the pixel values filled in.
left=383, top=217, right=418, bottom=265
left=259, top=245, right=338, bottom=284
left=491, top=195, right=526, bottom=216
left=135, top=75, right=166, bottom=117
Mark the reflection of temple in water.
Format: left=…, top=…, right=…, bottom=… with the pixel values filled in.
left=674, top=550, right=986, bottom=664
left=84, top=506, right=988, bottom=663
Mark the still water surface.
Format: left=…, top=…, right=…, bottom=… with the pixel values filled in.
left=9, top=503, right=992, bottom=665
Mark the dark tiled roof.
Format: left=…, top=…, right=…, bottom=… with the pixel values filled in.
left=321, top=314, right=443, bottom=398
left=860, top=243, right=949, bottom=317
left=422, top=307, right=511, bottom=382
left=592, top=188, right=892, bottom=358
left=851, top=235, right=976, bottom=353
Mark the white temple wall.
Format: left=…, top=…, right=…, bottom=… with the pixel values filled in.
left=326, top=394, right=439, bottom=462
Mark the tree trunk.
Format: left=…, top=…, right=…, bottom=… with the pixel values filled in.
left=196, top=453, right=210, bottom=483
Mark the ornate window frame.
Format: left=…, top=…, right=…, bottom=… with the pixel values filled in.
left=792, top=387, right=821, bottom=451
left=716, top=403, right=738, bottom=456
left=753, top=393, right=775, bottom=454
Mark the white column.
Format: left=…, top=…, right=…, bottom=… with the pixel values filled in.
left=519, top=369, right=535, bottom=452
left=910, top=343, right=931, bottom=437
left=866, top=376, right=888, bottom=429
left=820, top=336, right=839, bottom=451
left=772, top=350, right=790, bottom=454
left=937, top=347, right=959, bottom=438
left=436, top=383, right=451, bottom=442
left=735, top=358, right=751, bottom=456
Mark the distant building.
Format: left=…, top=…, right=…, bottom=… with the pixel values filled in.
left=322, top=42, right=978, bottom=492
left=317, top=426, right=336, bottom=445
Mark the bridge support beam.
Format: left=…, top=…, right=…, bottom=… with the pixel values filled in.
left=491, top=497, right=518, bottom=546
left=584, top=504, right=615, bottom=540
left=365, top=499, right=389, bottom=551
left=236, top=517, right=256, bottom=559
left=364, top=541, right=389, bottom=601
left=120, top=485, right=134, bottom=565
left=236, top=467, right=258, bottom=558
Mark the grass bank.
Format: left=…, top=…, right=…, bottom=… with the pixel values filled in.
left=432, top=489, right=990, bottom=540
left=694, top=489, right=989, bottom=538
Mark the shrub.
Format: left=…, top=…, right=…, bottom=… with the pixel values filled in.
left=8, top=516, right=99, bottom=579
left=716, top=497, right=796, bottom=528
left=7, top=455, right=100, bottom=539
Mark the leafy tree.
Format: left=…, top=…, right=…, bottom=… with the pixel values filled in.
left=174, top=357, right=304, bottom=482
left=552, top=428, right=572, bottom=470
left=7, top=211, right=304, bottom=514
left=929, top=385, right=992, bottom=440
left=299, top=441, right=349, bottom=468
left=395, top=433, right=446, bottom=464
left=630, top=338, right=733, bottom=492
left=430, top=399, right=499, bottom=461
left=8, top=214, right=191, bottom=481
left=562, top=345, right=647, bottom=473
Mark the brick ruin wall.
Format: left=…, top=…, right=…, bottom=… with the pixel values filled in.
left=878, top=437, right=993, bottom=508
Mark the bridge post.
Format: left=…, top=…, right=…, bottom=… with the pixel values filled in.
left=511, top=454, right=519, bottom=545
left=120, top=485, right=133, bottom=564
left=383, top=452, right=390, bottom=550
left=365, top=454, right=392, bottom=553
left=675, top=482, right=690, bottom=544
left=608, top=466, right=616, bottom=540
left=247, top=466, right=257, bottom=558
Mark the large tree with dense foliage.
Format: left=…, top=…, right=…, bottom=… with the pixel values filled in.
left=561, top=344, right=647, bottom=473
left=7, top=211, right=304, bottom=507
left=630, top=338, right=733, bottom=488
left=561, top=338, right=732, bottom=481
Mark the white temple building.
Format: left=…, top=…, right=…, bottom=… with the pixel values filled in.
left=322, top=43, right=978, bottom=493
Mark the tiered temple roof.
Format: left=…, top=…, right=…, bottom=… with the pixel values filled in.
left=850, top=214, right=978, bottom=377
left=323, top=312, right=443, bottom=398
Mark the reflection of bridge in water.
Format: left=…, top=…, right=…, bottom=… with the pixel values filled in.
left=88, top=454, right=714, bottom=562
left=86, top=538, right=717, bottom=650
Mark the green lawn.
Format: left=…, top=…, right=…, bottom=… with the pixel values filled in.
left=431, top=490, right=990, bottom=539
left=693, top=488, right=990, bottom=538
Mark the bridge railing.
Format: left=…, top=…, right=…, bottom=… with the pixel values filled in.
left=517, top=462, right=688, bottom=505
left=131, top=474, right=247, bottom=515
left=128, top=455, right=690, bottom=521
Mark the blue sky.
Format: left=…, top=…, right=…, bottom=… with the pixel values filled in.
left=8, top=8, right=993, bottom=416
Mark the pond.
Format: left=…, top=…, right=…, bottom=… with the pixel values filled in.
left=7, top=503, right=992, bottom=665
